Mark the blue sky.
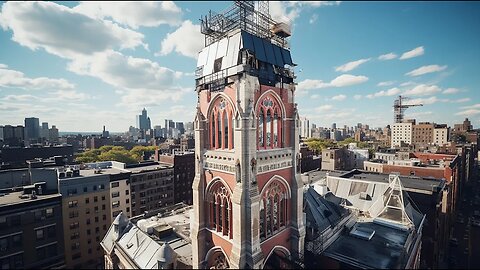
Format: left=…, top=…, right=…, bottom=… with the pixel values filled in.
left=0, top=1, right=479, bottom=132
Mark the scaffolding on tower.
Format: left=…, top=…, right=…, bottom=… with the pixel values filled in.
left=393, top=95, right=423, bottom=123
left=200, top=1, right=291, bottom=48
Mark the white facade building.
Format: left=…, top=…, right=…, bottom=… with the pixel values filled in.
left=300, top=117, right=311, bottom=138
left=433, top=127, right=449, bottom=146
left=391, top=122, right=413, bottom=147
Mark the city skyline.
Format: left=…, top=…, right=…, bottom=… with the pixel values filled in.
left=0, top=1, right=479, bottom=132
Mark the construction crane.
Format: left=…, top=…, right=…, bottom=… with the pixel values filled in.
left=393, top=95, right=423, bottom=123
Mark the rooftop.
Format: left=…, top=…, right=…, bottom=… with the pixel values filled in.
left=101, top=204, right=192, bottom=269
left=125, top=163, right=172, bottom=174
left=0, top=190, right=61, bottom=207
left=323, top=220, right=411, bottom=269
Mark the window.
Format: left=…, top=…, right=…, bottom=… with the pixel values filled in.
left=94, top=206, right=99, bottom=213
left=71, top=242, right=80, bottom=251
left=94, top=196, right=98, bottom=202
left=87, top=229, right=91, bottom=235
left=93, top=185, right=97, bottom=191
left=0, top=238, right=7, bottom=251
left=126, top=190, right=129, bottom=195
left=86, top=219, right=91, bottom=225
left=102, top=195, right=106, bottom=201
left=36, top=229, right=44, bottom=240
left=68, top=200, right=78, bottom=208
left=207, top=180, right=232, bottom=239
left=209, top=98, right=234, bottom=150
left=103, top=215, right=106, bottom=221
left=67, top=188, right=77, bottom=196
left=95, top=217, right=99, bottom=223
left=260, top=178, right=289, bottom=240
left=86, top=208, right=90, bottom=214
left=111, top=182, right=119, bottom=188
left=46, top=208, right=54, bottom=218
left=102, top=204, right=106, bottom=210
left=112, top=201, right=120, bottom=208
left=257, top=95, right=283, bottom=149
left=70, top=222, right=79, bottom=230
left=113, top=211, right=122, bottom=218
left=83, top=187, right=88, bottom=193
left=100, top=184, right=105, bottom=190
left=71, top=232, right=80, bottom=240
left=112, top=192, right=120, bottom=198
left=69, top=211, right=79, bottom=218
left=85, top=198, right=90, bottom=204
left=12, top=234, right=22, bottom=248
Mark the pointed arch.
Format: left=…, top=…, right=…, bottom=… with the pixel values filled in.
left=263, top=246, right=291, bottom=269
left=255, top=89, right=286, bottom=118
left=205, top=177, right=233, bottom=238
left=205, top=246, right=230, bottom=269
left=259, top=176, right=291, bottom=241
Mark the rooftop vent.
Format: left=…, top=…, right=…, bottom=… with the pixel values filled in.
left=349, top=226, right=375, bottom=241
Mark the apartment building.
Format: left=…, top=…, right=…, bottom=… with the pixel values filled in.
left=433, top=124, right=449, bottom=146
left=124, top=162, right=174, bottom=217
left=158, top=152, right=195, bottom=205
left=391, top=122, right=413, bottom=147
left=58, top=167, right=112, bottom=269
left=412, top=122, right=434, bottom=145
left=0, top=183, right=64, bottom=269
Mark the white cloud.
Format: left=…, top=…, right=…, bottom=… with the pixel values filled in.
left=399, top=46, right=424, bottom=60
left=452, top=98, right=471, bottom=103
left=461, top=104, right=480, bottom=110
left=158, top=20, right=203, bottom=59
left=403, top=84, right=441, bottom=96
left=366, top=87, right=401, bottom=99
left=0, top=65, right=74, bottom=90
left=400, top=81, right=416, bottom=87
left=289, top=1, right=342, bottom=7
left=354, top=94, right=362, bottom=100
left=315, top=104, right=333, bottom=112
left=309, top=14, right=319, bottom=24
left=297, top=79, right=329, bottom=90
left=331, top=94, right=346, bottom=101
left=330, top=74, right=369, bottom=87
left=443, top=88, right=460, bottom=94
left=335, top=58, right=370, bottom=72
left=297, top=74, right=368, bottom=91
left=0, top=1, right=146, bottom=59
left=270, top=1, right=340, bottom=25
left=455, top=109, right=480, bottom=116
left=405, top=65, right=447, bottom=77
left=311, top=94, right=320, bottom=99
left=407, top=96, right=440, bottom=105
left=73, top=1, right=182, bottom=29
left=119, top=88, right=191, bottom=109
left=378, top=52, right=397, bottom=60
left=377, top=81, right=395, bottom=87
left=67, top=50, right=185, bottom=93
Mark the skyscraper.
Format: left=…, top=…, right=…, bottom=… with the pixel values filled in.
left=136, top=108, right=151, bottom=130
left=24, top=117, right=40, bottom=141
left=191, top=2, right=304, bottom=268
left=41, top=122, right=49, bottom=139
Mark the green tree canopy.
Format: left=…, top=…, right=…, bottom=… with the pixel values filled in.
left=75, top=145, right=158, bottom=164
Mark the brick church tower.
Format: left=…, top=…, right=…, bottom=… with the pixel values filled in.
left=191, top=1, right=305, bottom=268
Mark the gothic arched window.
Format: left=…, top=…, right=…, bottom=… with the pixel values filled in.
left=257, top=95, right=283, bottom=149
left=259, top=179, right=289, bottom=241
left=209, top=98, right=234, bottom=150
left=207, top=181, right=233, bottom=239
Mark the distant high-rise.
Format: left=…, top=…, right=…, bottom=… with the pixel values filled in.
left=136, top=108, right=151, bottom=130
left=49, top=125, right=59, bottom=143
left=24, top=117, right=40, bottom=141
left=41, top=122, right=49, bottom=139
left=331, top=123, right=337, bottom=130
